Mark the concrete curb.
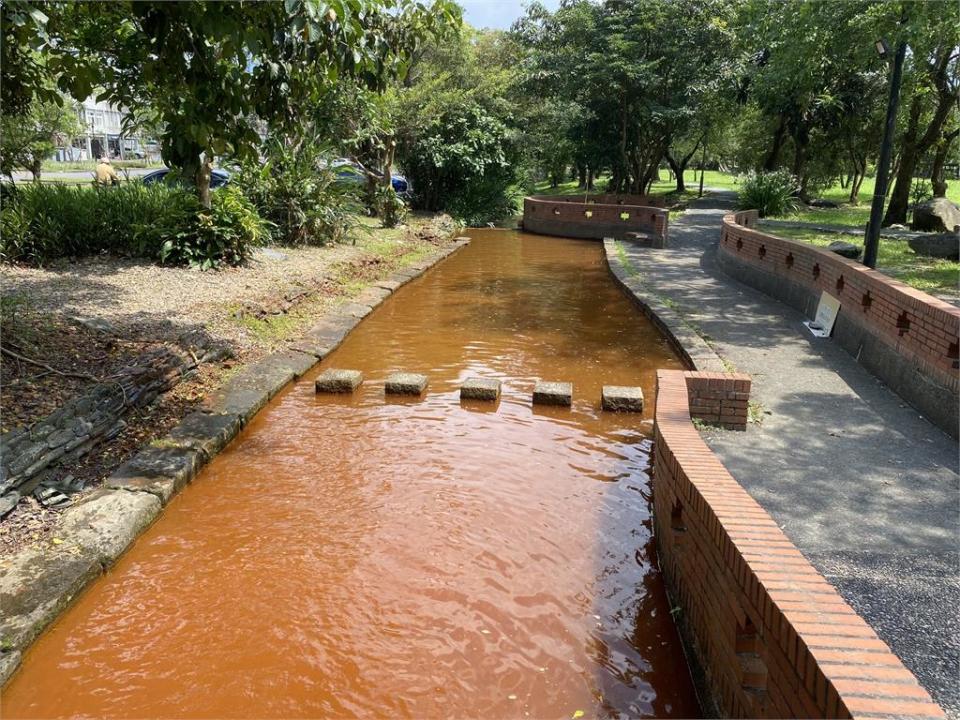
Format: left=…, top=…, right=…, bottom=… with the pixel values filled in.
left=603, top=238, right=728, bottom=373
left=0, top=237, right=471, bottom=687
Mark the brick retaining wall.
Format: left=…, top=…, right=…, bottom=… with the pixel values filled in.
left=685, top=371, right=751, bottom=430
left=654, top=369, right=946, bottom=719
left=719, top=211, right=960, bottom=438
left=523, top=195, right=669, bottom=244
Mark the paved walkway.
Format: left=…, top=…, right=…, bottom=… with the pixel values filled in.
left=622, top=191, right=960, bottom=717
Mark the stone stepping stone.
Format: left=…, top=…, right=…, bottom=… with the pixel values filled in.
left=532, top=381, right=572, bottom=406
left=460, top=377, right=501, bottom=401
left=385, top=372, right=429, bottom=395
left=315, top=369, right=363, bottom=393
left=601, top=385, right=644, bottom=412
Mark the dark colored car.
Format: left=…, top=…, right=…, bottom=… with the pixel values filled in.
left=141, top=168, right=231, bottom=189
left=332, top=159, right=411, bottom=198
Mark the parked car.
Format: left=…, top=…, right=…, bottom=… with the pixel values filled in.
left=330, top=159, right=411, bottom=198
left=141, top=168, right=231, bottom=189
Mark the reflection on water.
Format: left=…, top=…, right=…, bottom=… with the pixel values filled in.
left=3, top=230, right=700, bottom=719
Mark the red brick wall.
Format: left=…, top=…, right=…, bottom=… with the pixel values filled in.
left=524, top=196, right=669, bottom=242
left=654, top=369, right=945, bottom=719
left=685, top=371, right=751, bottom=430
left=720, top=212, right=960, bottom=391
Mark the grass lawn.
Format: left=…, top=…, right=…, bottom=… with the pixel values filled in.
left=770, top=176, right=960, bottom=228
left=532, top=169, right=739, bottom=200
left=759, top=223, right=958, bottom=300
left=41, top=159, right=163, bottom=171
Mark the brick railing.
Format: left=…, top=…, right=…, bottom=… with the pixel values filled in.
left=685, top=371, right=751, bottom=430
left=523, top=195, right=669, bottom=245
left=719, top=211, right=960, bottom=438
left=654, top=369, right=946, bottom=719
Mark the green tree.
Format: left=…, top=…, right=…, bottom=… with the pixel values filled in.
left=0, top=97, right=82, bottom=181
left=40, top=0, right=459, bottom=206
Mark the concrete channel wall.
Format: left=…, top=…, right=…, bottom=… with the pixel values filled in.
left=523, top=195, right=669, bottom=244
left=718, top=210, right=960, bottom=439
left=0, top=238, right=471, bottom=688
left=654, top=369, right=946, bottom=719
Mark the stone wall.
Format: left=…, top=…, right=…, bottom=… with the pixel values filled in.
left=719, top=211, right=960, bottom=438
left=523, top=196, right=669, bottom=244
left=654, top=369, right=946, bottom=719
left=0, top=337, right=229, bottom=516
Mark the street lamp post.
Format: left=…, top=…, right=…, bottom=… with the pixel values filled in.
left=864, top=38, right=907, bottom=269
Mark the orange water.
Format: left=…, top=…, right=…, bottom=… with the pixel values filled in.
left=3, top=230, right=698, bottom=718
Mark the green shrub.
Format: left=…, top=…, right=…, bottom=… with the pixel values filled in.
left=159, top=185, right=269, bottom=269
left=737, top=170, right=800, bottom=217
left=0, top=181, right=265, bottom=268
left=372, top=184, right=408, bottom=228
left=235, top=137, right=361, bottom=246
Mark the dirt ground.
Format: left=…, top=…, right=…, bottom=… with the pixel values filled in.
left=0, top=213, right=459, bottom=553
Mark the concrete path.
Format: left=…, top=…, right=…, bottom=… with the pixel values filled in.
left=622, top=191, right=960, bottom=717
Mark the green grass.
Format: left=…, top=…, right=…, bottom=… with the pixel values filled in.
left=771, top=176, right=960, bottom=228
left=532, top=169, right=739, bottom=201
left=41, top=159, right=163, bottom=171
left=760, top=224, right=958, bottom=298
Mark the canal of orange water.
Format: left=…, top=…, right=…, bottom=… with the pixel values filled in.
left=3, top=229, right=699, bottom=718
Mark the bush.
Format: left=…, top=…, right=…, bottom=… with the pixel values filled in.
left=372, top=184, right=408, bottom=228
left=159, top=185, right=270, bottom=269
left=0, top=181, right=265, bottom=268
left=234, top=137, right=361, bottom=246
left=736, top=170, right=800, bottom=217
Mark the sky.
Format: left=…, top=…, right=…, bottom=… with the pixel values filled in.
left=458, top=0, right=562, bottom=30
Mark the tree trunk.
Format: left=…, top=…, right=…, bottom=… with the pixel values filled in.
left=586, top=166, right=595, bottom=190
left=884, top=50, right=957, bottom=225
left=763, top=115, right=788, bottom=170
left=930, top=128, right=958, bottom=197
left=30, top=157, right=41, bottom=183
left=196, top=160, right=212, bottom=209
left=666, top=153, right=685, bottom=192
left=577, top=164, right=587, bottom=189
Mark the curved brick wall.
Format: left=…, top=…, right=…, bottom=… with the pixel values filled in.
left=523, top=195, right=669, bottom=244
left=655, top=369, right=946, bottom=719
left=719, top=211, right=960, bottom=438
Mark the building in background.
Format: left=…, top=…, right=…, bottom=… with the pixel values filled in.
left=54, top=98, right=159, bottom=162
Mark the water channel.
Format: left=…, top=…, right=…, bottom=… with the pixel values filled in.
left=4, top=230, right=700, bottom=718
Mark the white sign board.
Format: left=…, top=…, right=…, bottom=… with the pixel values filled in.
left=804, top=291, right=841, bottom=338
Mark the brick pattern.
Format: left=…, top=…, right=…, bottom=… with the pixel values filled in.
left=524, top=196, right=669, bottom=243
left=685, top=371, right=751, bottom=430
left=720, top=212, right=960, bottom=392
left=653, top=369, right=946, bottom=719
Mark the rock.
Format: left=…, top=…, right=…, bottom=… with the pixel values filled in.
left=72, top=315, right=116, bottom=334
left=460, top=377, right=501, bottom=401
left=911, top=197, right=960, bottom=233
left=385, top=372, right=429, bottom=395
left=166, top=411, right=241, bottom=458
left=827, top=241, right=863, bottom=260
left=533, top=381, right=573, bottom=407
left=888, top=223, right=909, bottom=231
left=106, top=445, right=204, bottom=504
left=0, top=492, right=19, bottom=518
left=58, top=488, right=161, bottom=567
left=315, top=369, right=363, bottom=393
left=908, top=232, right=959, bottom=261
left=601, top=386, right=645, bottom=412
left=808, top=198, right=839, bottom=208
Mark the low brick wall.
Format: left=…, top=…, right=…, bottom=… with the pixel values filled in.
left=523, top=195, right=669, bottom=244
left=719, top=211, right=960, bottom=438
left=654, top=369, right=946, bottom=719
left=685, top=371, right=751, bottom=430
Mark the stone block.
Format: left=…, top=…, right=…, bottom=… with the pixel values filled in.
left=601, top=385, right=645, bottom=412
left=106, top=445, right=204, bottom=503
left=460, top=377, right=501, bottom=401
left=166, top=411, right=241, bottom=458
left=385, top=372, right=429, bottom=395
left=315, top=369, right=363, bottom=393
left=533, top=381, right=572, bottom=406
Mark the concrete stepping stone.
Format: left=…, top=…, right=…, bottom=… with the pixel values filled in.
left=460, top=377, right=501, bottom=401
left=385, top=372, right=429, bottom=395
left=601, top=385, right=644, bottom=412
left=532, top=381, right=572, bottom=406
left=315, top=369, right=363, bottom=393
